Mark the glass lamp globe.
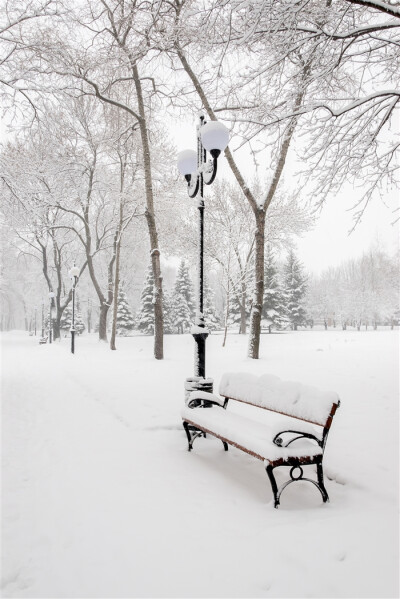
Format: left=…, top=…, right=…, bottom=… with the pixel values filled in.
left=200, top=121, right=229, bottom=155
left=48, top=291, right=55, bottom=299
left=177, top=150, right=197, bottom=176
left=69, top=266, right=80, bottom=278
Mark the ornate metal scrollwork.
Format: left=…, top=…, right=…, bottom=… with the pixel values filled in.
left=290, top=466, right=304, bottom=480
left=273, top=430, right=322, bottom=448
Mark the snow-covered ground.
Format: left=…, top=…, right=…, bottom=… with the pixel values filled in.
left=1, top=329, right=399, bottom=598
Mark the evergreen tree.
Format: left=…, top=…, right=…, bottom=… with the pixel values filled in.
left=136, top=265, right=155, bottom=334
left=172, top=260, right=195, bottom=333
left=228, top=285, right=251, bottom=331
left=203, top=282, right=220, bottom=331
left=60, top=305, right=72, bottom=335
left=282, top=249, right=308, bottom=330
left=163, top=290, right=175, bottom=334
left=173, top=292, right=192, bottom=333
left=116, top=288, right=135, bottom=336
left=174, top=260, right=195, bottom=318
left=60, top=304, right=85, bottom=335
left=262, top=246, right=287, bottom=332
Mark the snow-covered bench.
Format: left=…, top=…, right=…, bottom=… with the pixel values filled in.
left=181, top=372, right=340, bottom=508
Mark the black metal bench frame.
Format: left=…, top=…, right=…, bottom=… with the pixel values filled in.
left=183, top=393, right=340, bottom=508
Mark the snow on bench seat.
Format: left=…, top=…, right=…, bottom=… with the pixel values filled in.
left=219, top=372, right=340, bottom=427
left=181, top=404, right=322, bottom=463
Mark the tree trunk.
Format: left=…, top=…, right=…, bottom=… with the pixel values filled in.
left=99, top=303, right=110, bottom=341
left=247, top=210, right=265, bottom=359
left=53, top=316, right=61, bottom=341
left=239, top=283, right=247, bottom=334
left=222, top=288, right=230, bottom=348
left=110, top=228, right=121, bottom=351
left=132, top=65, right=163, bottom=359
left=87, top=300, right=92, bottom=333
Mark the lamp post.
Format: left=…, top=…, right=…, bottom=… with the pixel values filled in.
left=177, top=115, right=229, bottom=399
left=34, top=307, right=37, bottom=336
left=48, top=291, right=55, bottom=344
left=69, top=266, right=80, bottom=354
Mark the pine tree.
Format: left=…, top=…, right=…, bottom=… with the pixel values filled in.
left=174, top=260, right=195, bottom=317
left=262, top=246, right=287, bottom=332
left=203, top=282, right=220, bottom=331
left=163, top=290, right=175, bottom=334
left=172, top=260, right=195, bottom=333
left=60, top=305, right=72, bottom=334
left=116, top=288, right=135, bottom=336
left=228, top=284, right=251, bottom=332
left=282, top=249, right=308, bottom=330
left=173, top=293, right=192, bottom=333
left=136, top=265, right=155, bottom=334
left=60, top=304, right=85, bottom=335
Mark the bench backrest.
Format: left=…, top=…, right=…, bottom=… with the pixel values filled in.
left=219, top=372, right=340, bottom=428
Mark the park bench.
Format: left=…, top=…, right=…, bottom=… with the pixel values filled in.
left=182, top=372, right=340, bottom=507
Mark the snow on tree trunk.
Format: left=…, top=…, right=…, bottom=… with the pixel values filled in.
left=132, top=64, right=163, bottom=360
left=247, top=210, right=265, bottom=359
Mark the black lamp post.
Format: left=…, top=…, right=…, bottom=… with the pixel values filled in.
left=177, top=115, right=229, bottom=399
left=48, top=291, right=55, bottom=344
left=69, top=266, right=80, bottom=354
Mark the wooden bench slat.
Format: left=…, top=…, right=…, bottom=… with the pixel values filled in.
left=181, top=405, right=322, bottom=463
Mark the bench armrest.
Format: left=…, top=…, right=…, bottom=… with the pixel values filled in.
left=273, top=430, right=323, bottom=449
left=187, top=391, right=228, bottom=409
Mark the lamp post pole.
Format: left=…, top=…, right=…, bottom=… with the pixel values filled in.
left=69, top=266, right=80, bottom=354
left=48, top=292, right=55, bottom=344
left=178, top=115, right=229, bottom=399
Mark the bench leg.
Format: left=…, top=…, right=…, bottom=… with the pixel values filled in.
left=316, top=462, right=329, bottom=503
left=265, top=465, right=280, bottom=508
left=183, top=422, right=228, bottom=452
left=183, top=422, right=193, bottom=451
left=266, top=462, right=329, bottom=507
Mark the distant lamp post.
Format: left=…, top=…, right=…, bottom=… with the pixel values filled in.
left=48, top=291, right=55, bottom=344
left=177, top=115, right=229, bottom=399
left=34, top=307, right=37, bottom=336
left=69, top=265, right=80, bottom=354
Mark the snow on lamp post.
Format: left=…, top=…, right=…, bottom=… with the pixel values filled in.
left=69, top=265, right=80, bottom=354
left=177, top=115, right=229, bottom=399
left=48, top=291, right=55, bottom=344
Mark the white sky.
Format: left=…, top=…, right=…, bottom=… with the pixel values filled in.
left=172, top=117, right=399, bottom=274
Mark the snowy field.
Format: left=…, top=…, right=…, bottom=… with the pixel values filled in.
left=1, top=329, right=399, bottom=598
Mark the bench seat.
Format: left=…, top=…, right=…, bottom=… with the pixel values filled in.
left=181, top=404, right=322, bottom=464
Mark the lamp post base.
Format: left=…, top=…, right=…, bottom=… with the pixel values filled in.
left=185, top=376, right=214, bottom=404
left=185, top=329, right=213, bottom=402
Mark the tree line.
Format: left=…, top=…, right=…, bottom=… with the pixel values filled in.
left=54, top=244, right=397, bottom=340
